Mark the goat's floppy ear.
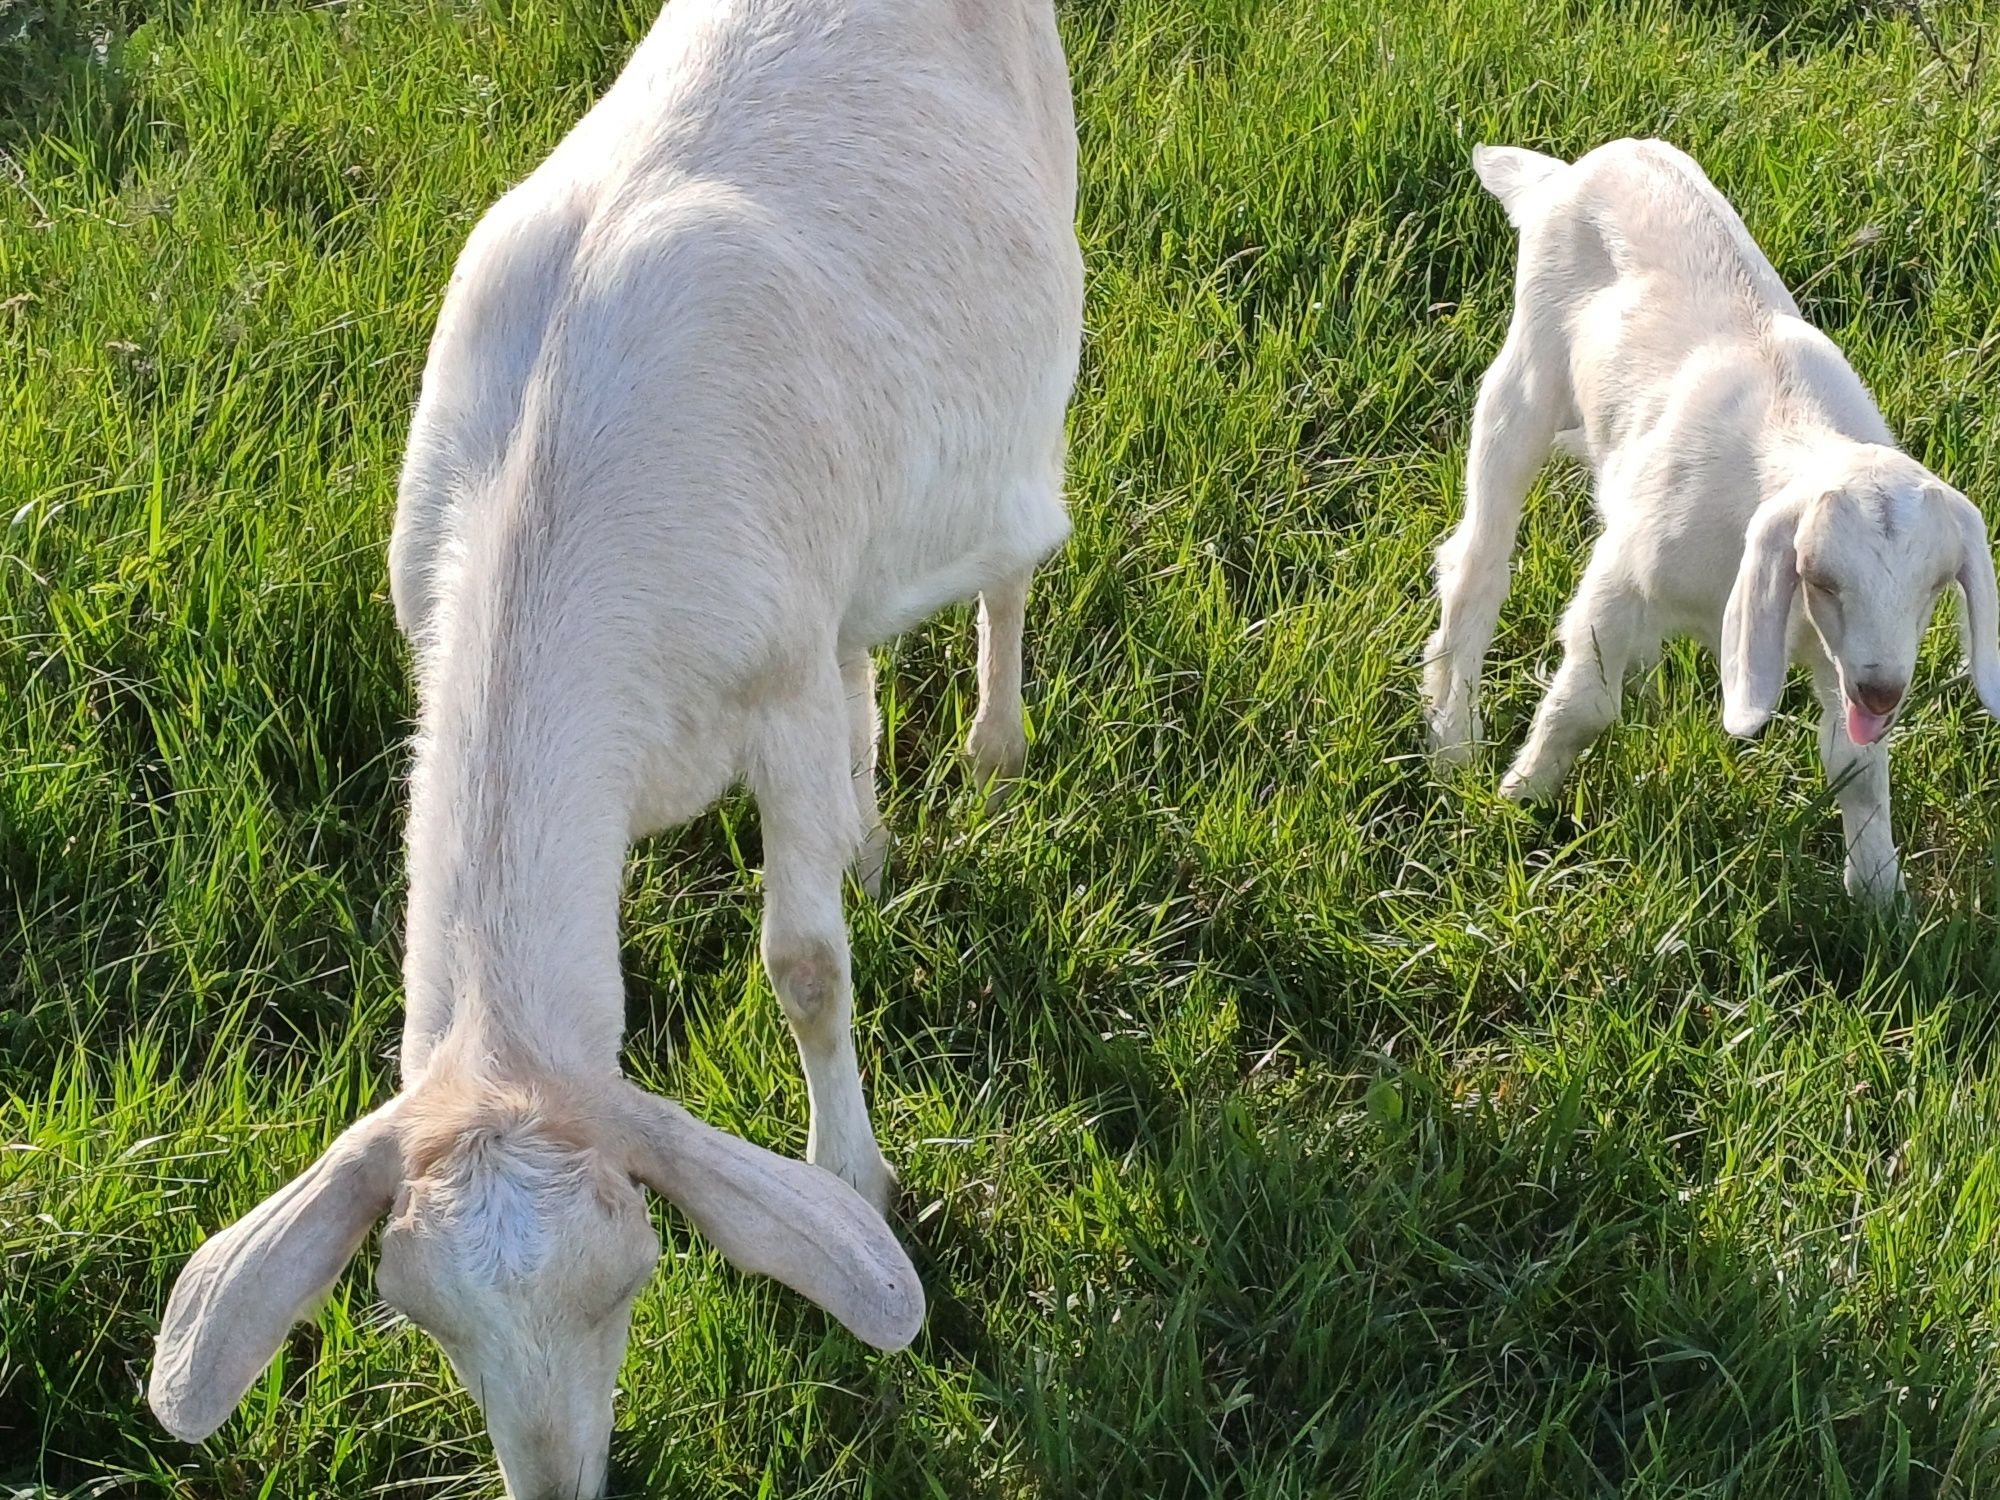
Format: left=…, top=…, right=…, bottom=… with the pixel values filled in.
left=1943, top=488, right=2000, bottom=716
left=1722, top=493, right=1807, bottom=736
left=150, top=1099, right=404, bottom=1442
left=617, top=1084, right=924, bottom=1352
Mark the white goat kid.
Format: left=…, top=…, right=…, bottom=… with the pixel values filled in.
left=1423, top=137, right=2000, bottom=903
left=149, top=2, right=1082, bottom=1494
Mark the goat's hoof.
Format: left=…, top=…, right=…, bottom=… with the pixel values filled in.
left=966, top=717, right=1027, bottom=804
left=1420, top=676, right=1478, bottom=755
left=1424, top=705, right=1481, bottom=768
left=1845, top=863, right=1909, bottom=910
left=1430, top=734, right=1476, bottom=769
left=815, top=1144, right=896, bottom=1218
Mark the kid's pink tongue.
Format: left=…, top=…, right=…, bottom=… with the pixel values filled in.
left=1846, top=700, right=1891, bottom=745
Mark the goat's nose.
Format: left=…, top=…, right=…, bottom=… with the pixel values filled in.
left=1851, top=678, right=1906, bottom=716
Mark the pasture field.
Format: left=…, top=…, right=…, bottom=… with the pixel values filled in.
left=8, top=0, right=2000, bottom=1494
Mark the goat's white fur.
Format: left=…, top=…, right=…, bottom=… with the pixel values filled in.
left=150, top=3, right=1081, bottom=1494
left=1424, top=138, right=2000, bottom=904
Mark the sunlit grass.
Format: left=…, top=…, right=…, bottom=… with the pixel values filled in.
left=7, top=0, right=2000, bottom=1494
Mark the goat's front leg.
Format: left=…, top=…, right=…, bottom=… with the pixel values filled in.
left=1502, top=537, right=1643, bottom=801
left=966, top=569, right=1032, bottom=805
left=1424, top=331, right=1561, bottom=763
left=1808, top=653, right=1903, bottom=904
left=751, top=664, right=894, bottom=1213
left=841, top=651, right=891, bottom=899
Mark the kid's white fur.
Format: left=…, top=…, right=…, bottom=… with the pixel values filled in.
left=1424, top=137, right=2000, bottom=903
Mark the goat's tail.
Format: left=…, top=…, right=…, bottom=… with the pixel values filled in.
left=1471, top=145, right=1566, bottom=228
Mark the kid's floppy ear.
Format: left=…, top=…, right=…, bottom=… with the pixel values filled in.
left=150, top=1099, right=405, bottom=1442
left=1943, top=488, right=2000, bottom=716
left=1722, top=494, right=1807, bottom=736
left=617, top=1083, right=924, bottom=1352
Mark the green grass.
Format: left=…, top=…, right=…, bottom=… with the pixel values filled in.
left=8, top=0, right=2000, bottom=1494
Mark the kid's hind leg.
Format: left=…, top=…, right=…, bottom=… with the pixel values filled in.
left=1501, top=537, right=1646, bottom=802
left=1424, top=330, right=1565, bottom=762
left=966, top=568, right=1032, bottom=806
left=751, top=658, right=893, bottom=1213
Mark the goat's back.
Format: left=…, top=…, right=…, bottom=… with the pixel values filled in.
left=1509, top=137, right=1799, bottom=321
left=1481, top=137, right=1869, bottom=470
left=396, top=0, right=1082, bottom=672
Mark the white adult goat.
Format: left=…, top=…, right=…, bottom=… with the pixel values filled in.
left=148, top=2, right=1082, bottom=1494
left=1423, top=137, right=2000, bottom=902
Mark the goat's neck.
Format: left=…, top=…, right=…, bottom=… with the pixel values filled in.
left=399, top=620, right=631, bottom=1084
left=1757, top=421, right=1875, bottom=506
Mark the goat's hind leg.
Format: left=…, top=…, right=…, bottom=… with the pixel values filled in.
left=966, top=568, right=1032, bottom=807
left=842, top=651, right=891, bottom=899
left=1424, top=331, right=1563, bottom=762
left=751, top=659, right=894, bottom=1213
left=1501, top=537, right=1644, bottom=802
